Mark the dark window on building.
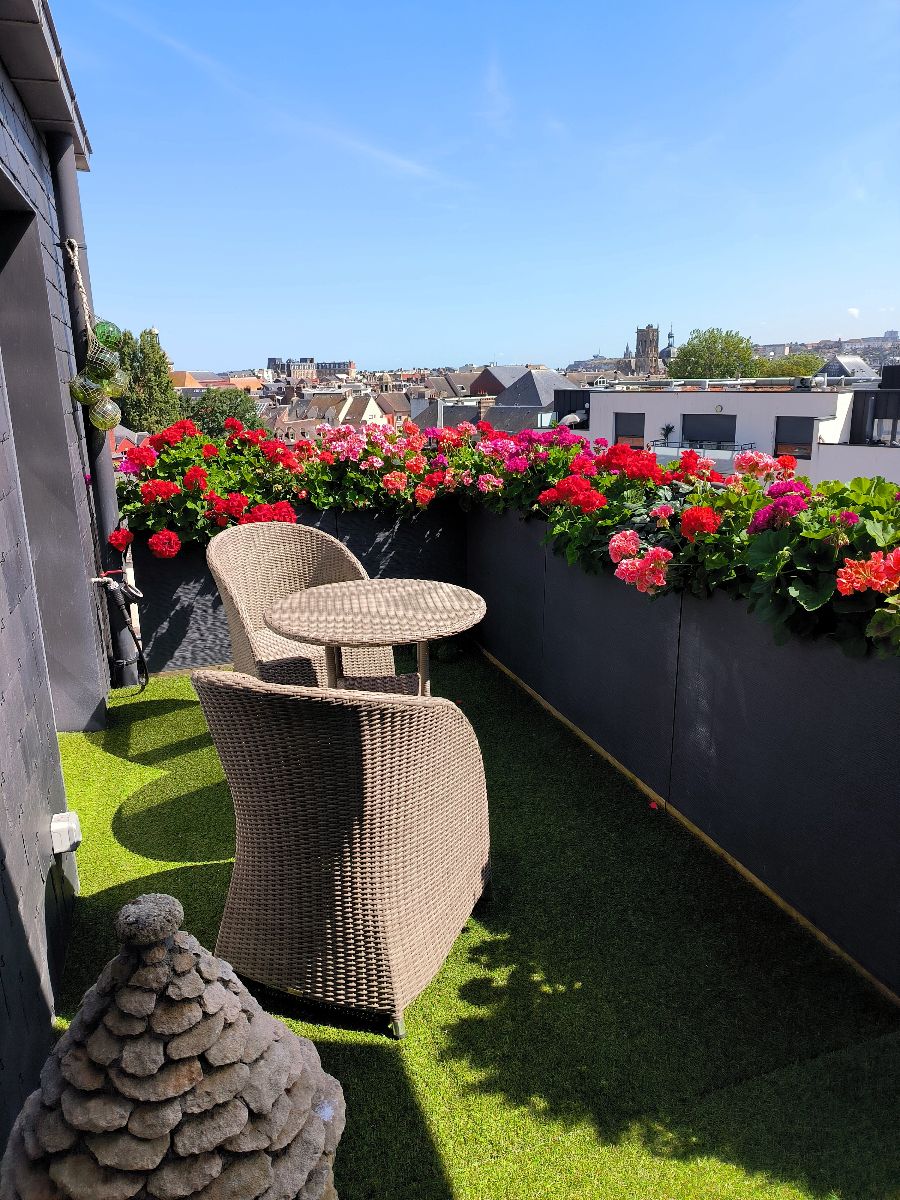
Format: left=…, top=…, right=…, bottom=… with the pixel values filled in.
left=554, top=388, right=588, bottom=427
left=614, top=411, right=645, bottom=447
left=774, top=416, right=814, bottom=459
left=681, top=413, right=737, bottom=447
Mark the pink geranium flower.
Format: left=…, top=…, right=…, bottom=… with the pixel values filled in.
left=609, top=530, right=640, bottom=563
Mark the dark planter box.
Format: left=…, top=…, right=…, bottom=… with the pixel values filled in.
left=542, top=550, right=680, bottom=800
left=669, top=590, right=900, bottom=995
left=133, top=500, right=468, bottom=673
left=466, top=506, right=900, bottom=997
left=467, top=508, right=680, bottom=796
left=333, top=498, right=467, bottom=586
left=465, top=508, right=548, bottom=694
left=133, top=539, right=232, bottom=673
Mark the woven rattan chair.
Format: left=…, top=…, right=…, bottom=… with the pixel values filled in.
left=207, top=522, right=416, bottom=692
left=192, top=669, right=491, bottom=1037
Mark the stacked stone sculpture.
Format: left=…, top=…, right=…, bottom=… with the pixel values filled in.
left=0, top=895, right=345, bottom=1200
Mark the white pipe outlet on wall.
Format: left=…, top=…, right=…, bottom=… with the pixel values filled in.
left=50, top=811, right=82, bottom=856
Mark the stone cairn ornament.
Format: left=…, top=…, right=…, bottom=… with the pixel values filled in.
left=0, top=895, right=345, bottom=1200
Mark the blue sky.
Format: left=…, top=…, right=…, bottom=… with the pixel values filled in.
left=55, top=0, right=900, bottom=370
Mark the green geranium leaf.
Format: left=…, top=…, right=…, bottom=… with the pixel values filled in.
left=787, top=574, right=836, bottom=611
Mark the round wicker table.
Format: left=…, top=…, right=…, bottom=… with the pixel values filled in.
left=265, top=578, right=486, bottom=695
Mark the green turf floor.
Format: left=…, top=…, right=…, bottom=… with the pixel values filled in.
left=58, top=649, right=900, bottom=1200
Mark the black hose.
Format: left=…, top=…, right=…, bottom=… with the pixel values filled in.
left=96, top=573, right=149, bottom=691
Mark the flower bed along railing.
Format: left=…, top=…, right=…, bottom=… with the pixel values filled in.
left=112, top=417, right=900, bottom=659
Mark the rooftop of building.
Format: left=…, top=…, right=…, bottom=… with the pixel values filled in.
left=0, top=0, right=91, bottom=167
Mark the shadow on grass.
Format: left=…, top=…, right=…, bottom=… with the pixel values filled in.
left=112, top=781, right=235, bottom=862
left=98, top=687, right=237, bottom=862
left=435, top=652, right=900, bottom=1200
left=319, top=1041, right=455, bottom=1200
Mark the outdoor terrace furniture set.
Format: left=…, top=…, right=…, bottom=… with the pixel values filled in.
left=197, top=523, right=490, bottom=1037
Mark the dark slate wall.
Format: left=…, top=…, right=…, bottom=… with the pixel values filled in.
left=0, top=358, right=76, bottom=1149
left=0, top=56, right=108, bottom=732
left=0, top=58, right=93, bottom=1147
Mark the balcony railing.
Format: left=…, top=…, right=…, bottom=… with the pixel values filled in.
left=650, top=439, right=757, bottom=452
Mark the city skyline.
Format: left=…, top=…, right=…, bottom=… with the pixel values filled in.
left=55, top=0, right=900, bottom=368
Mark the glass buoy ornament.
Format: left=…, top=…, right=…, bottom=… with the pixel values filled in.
left=105, top=367, right=129, bottom=398
left=68, top=373, right=104, bottom=406
left=92, top=318, right=123, bottom=351
left=85, top=339, right=120, bottom=383
left=88, top=396, right=121, bottom=431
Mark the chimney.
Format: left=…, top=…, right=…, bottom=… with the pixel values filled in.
left=478, top=395, right=496, bottom=421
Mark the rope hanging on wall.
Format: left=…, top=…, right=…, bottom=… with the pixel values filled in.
left=64, top=237, right=127, bottom=432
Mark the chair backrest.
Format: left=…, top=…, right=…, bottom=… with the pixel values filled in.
left=193, top=667, right=482, bottom=810
left=207, top=522, right=367, bottom=636
left=192, top=668, right=489, bottom=1011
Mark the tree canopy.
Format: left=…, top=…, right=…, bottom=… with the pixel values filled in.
left=118, top=329, right=182, bottom=433
left=751, top=353, right=826, bottom=378
left=667, top=329, right=755, bottom=379
left=179, top=388, right=261, bottom=437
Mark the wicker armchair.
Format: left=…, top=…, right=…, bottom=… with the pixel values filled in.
left=207, top=522, right=415, bottom=692
left=192, top=669, right=491, bottom=1037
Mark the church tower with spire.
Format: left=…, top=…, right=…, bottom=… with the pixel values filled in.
left=659, top=326, right=676, bottom=370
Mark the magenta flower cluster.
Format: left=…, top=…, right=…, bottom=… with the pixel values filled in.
left=748, top=480, right=813, bottom=535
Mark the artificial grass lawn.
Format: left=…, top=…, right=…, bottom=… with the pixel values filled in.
left=58, top=650, right=900, bottom=1200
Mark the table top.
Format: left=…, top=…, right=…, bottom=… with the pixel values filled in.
left=265, top=578, right=486, bottom=647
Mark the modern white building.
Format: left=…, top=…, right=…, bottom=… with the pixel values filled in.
left=563, top=378, right=900, bottom=485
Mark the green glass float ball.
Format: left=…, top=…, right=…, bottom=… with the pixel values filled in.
left=106, top=368, right=129, bottom=398
left=68, top=374, right=104, bottom=406
left=85, top=344, right=120, bottom=384
left=88, top=397, right=121, bottom=431
left=92, top=319, right=123, bottom=351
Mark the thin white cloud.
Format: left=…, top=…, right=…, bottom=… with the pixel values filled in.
left=481, top=56, right=512, bottom=134
left=542, top=116, right=569, bottom=139
left=94, top=2, right=445, bottom=181
left=847, top=307, right=861, bottom=319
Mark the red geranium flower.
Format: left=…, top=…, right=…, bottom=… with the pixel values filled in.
left=183, top=465, right=208, bottom=492
left=680, top=505, right=722, bottom=542
left=539, top=474, right=607, bottom=514
left=237, top=501, right=297, bottom=525
left=777, top=454, right=797, bottom=476
left=140, top=479, right=181, bottom=505
left=201, top=444, right=220, bottom=459
left=147, top=529, right=181, bottom=558
left=123, top=443, right=157, bottom=469
left=108, top=528, right=134, bottom=552
left=146, top=418, right=201, bottom=450
left=225, top=492, right=250, bottom=517
left=414, top=485, right=436, bottom=506
left=223, top=417, right=244, bottom=433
